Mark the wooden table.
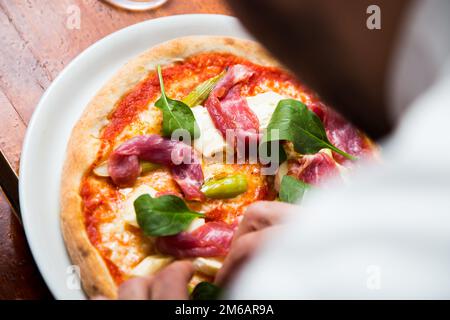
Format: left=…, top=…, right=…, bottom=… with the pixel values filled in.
left=0, top=0, right=231, bottom=299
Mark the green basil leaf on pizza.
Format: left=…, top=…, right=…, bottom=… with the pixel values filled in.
left=262, top=99, right=356, bottom=161
left=191, top=282, right=222, bottom=300
left=279, top=175, right=310, bottom=204
left=155, top=65, right=200, bottom=139
left=134, top=194, right=203, bottom=237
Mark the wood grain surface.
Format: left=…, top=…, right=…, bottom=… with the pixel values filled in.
left=0, top=0, right=231, bottom=299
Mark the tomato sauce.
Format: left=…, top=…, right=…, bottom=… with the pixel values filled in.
left=100, top=53, right=311, bottom=143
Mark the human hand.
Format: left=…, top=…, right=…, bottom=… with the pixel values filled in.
left=104, top=201, right=294, bottom=300
left=215, top=201, right=293, bottom=286
left=93, top=260, right=194, bottom=300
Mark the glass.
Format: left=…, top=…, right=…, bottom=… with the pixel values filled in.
left=102, top=0, right=168, bottom=11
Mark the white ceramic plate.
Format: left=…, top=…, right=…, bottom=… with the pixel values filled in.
left=19, top=14, right=252, bottom=300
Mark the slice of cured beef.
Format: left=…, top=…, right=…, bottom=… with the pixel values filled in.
left=108, top=134, right=204, bottom=201
left=205, top=65, right=261, bottom=148
left=287, top=150, right=340, bottom=186
left=155, top=221, right=234, bottom=258
left=310, top=102, right=375, bottom=164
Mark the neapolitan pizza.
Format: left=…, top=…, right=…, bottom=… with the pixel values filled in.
left=60, top=36, right=377, bottom=298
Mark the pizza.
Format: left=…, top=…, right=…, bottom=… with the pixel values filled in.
left=61, top=36, right=377, bottom=298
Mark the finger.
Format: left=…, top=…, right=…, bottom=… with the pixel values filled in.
left=215, top=230, right=265, bottom=286
left=118, top=276, right=153, bottom=300
left=234, top=201, right=294, bottom=240
left=150, top=260, right=194, bottom=300
left=216, top=226, right=283, bottom=286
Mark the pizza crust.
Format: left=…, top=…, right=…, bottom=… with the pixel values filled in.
left=60, top=36, right=282, bottom=299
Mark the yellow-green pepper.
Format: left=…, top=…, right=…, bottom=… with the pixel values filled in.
left=140, top=160, right=161, bottom=174
left=201, top=174, right=248, bottom=199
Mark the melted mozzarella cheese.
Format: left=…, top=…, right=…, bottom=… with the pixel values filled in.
left=120, top=184, right=158, bottom=227
left=93, top=161, right=109, bottom=177
left=191, top=105, right=228, bottom=158
left=246, top=91, right=285, bottom=131
left=274, top=161, right=289, bottom=192
left=186, top=218, right=205, bottom=232
left=193, top=257, right=223, bottom=276
left=130, top=255, right=173, bottom=277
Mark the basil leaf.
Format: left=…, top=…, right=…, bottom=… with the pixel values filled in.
left=279, top=175, right=310, bottom=204
left=134, top=194, right=203, bottom=237
left=155, top=65, right=200, bottom=139
left=182, top=71, right=225, bottom=107
left=191, top=282, right=222, bottom=300
left=258, top=136, right=287, bottom=166
left=262, top=99, right=356, bottom=160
